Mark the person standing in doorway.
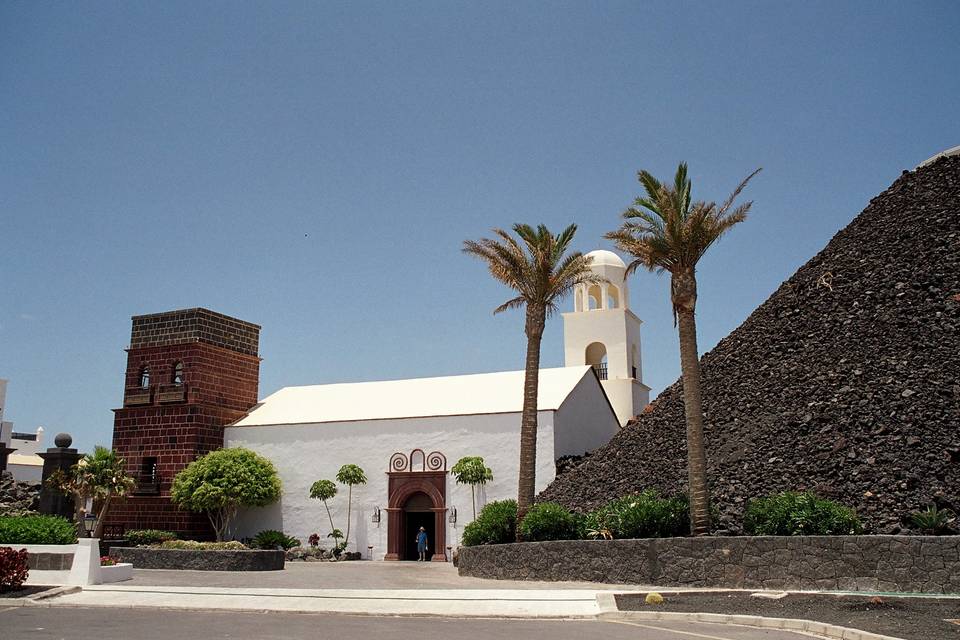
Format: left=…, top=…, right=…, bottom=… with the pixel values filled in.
left=416, top=526, right=428, bottom=561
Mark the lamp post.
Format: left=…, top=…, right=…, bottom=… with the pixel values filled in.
left=82, top=513, right=97, bottom=538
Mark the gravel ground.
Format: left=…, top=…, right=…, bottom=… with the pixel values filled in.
left=616, top=591, right=960, bottom=640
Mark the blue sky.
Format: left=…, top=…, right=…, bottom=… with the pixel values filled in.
left=1, top=1, right=958, bottom=453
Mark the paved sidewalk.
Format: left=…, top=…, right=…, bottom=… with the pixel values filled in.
left=119, top=560, right=648, bottom=590
left=42, top=584, right=609, bottom=617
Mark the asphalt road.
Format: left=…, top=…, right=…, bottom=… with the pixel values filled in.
left=0, top=606, right=824, bottom=640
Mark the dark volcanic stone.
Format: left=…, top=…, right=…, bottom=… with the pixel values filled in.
left=0, top=470, right=40, bottom=516
left=540, top=155, right=960, bottom=534
left=110, top=547, right=285, bottom=571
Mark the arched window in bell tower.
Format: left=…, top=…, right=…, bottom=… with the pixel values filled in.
left=139, top=366, right=150, bottom=388
left=172, top=361, right=184, bottom=385
left=585, top=342, right=608, bottom=380
left=587, top=285, right=602, bottom=310
left=607, top=285, right=620, bottom=309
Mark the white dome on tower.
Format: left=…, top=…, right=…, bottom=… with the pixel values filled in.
left=585, top=249, right=626, bottom=269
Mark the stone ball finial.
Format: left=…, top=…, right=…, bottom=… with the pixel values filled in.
left=54, top=433, right=72, bottom=448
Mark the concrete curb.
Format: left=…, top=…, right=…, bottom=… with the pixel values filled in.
left=1, top=586, right=82, bottom=607
left=600, top=610, right=905, bottom=640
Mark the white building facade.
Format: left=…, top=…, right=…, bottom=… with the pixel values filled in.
left=224, top=367, right=618, bottom=560
left=223, top=247, right=648, bottom=560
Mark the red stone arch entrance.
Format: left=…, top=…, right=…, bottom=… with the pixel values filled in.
left=384, top=450, right=448, bottom=561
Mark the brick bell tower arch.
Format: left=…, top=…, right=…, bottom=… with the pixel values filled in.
left=384, top=450, right=448, bottom=561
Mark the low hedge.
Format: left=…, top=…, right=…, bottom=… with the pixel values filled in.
left=156, top=540, right=248, bottom=550
left=127, top=529, right=178, bottom=546
left=462, top=500, right=517, bottom=546
left=584, top=491, right=689, bottom=539
left=744, top=491, right=864, bottom=535
left=0, top=515, right=77, bottom=545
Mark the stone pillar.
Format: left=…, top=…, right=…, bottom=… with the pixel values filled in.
left=0, top=442, right=14, bottom=472
left=38, top=432, right=82, bottom=520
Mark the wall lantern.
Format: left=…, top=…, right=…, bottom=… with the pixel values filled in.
left=371, top=506, right=381, bottom=524
left=82, top=513, right=98, bottom=538
left=448, top=506, right=457, bottom=525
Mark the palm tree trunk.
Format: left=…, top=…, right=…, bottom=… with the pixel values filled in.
left=676, top=304, right=711, bottom=536
left=471, top=485, right=476, bottom=521
left=517, top=305, right=545, bottom=538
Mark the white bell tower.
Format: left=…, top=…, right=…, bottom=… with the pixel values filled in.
left=563, top=250, right=650, bottom=426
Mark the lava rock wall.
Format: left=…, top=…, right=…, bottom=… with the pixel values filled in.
left=0, top=470, right=40, bottom=516
left=540, top=155, right=960, bottom=533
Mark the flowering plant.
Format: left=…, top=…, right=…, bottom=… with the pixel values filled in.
left=100, top=556, right=119, bottom=566
left=308, top=533, right=320, bottom=547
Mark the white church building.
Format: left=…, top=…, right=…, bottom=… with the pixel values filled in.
left=225, top=250, right=650, bottom=560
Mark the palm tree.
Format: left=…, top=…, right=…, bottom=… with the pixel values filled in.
left=606, top=163, right=760, bottom=536
left=335, top=464, right=367, bottom=549
left=464, top=223, right=600, bottom=530
left=47, top=446, right=136, bottom=538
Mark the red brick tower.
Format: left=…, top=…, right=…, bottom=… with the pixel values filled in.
left=108, top=308, right=261, bottom=538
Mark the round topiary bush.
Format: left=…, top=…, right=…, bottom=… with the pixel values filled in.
left=462, top=499, right=517, bottom=546
left=743, top=491, right=864, bottom=535
left=519, top=502, right=581, bottom=542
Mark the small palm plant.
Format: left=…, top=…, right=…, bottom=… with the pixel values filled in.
left=335, top=464, right=367, bottom=549
left=911, top=505, right=956, bottom=535
left=452, top=456, right=493, bottom=520
left=464, top=223, right=601, bottom=531
left=327, top=529, right=345, bottom=553
left=309, top=479, right=338, bottom=544
left=606, top=163, right=760, bottom=536
left=47, top=446, right=136, bottom=538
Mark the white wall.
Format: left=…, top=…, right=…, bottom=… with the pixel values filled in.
left=553, top=373, right=620, bottom=458
left=224, top=410, right=558, bottom=558
left=8, top=462, right=42, bottom=483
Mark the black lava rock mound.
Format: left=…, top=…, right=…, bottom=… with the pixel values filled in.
left=541, top=155, right=960, bottom=534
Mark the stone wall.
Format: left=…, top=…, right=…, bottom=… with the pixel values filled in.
left=110, top=547, right=285, bottom=571
left=457, top=536, right=960, bottom=594
left=0, top=470, right=40, bottom=516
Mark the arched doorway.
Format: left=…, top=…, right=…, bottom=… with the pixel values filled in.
left=384, top=450, right=448, bottom=561
left=402, top=492, right=435, bottom=561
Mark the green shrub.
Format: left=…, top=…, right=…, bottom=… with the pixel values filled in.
left=157, top=540, right=248, bottom=550
left=744, top=491, right=864, bottom=535
left=0, top=515, right=77, bottom=545
left=252, top=529, right=301, bottom=550
left=584, top=491, right=690, bottom=539
left=127, top=529, right=178, bottom=546
left=519, top=502, right=581, bottom=542
left=462, top=500, right=517, bottom=546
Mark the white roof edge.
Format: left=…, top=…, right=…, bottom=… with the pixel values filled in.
left=917, top=144, right=960, bottom=168
left=232, top=366, right=594, bottom=427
